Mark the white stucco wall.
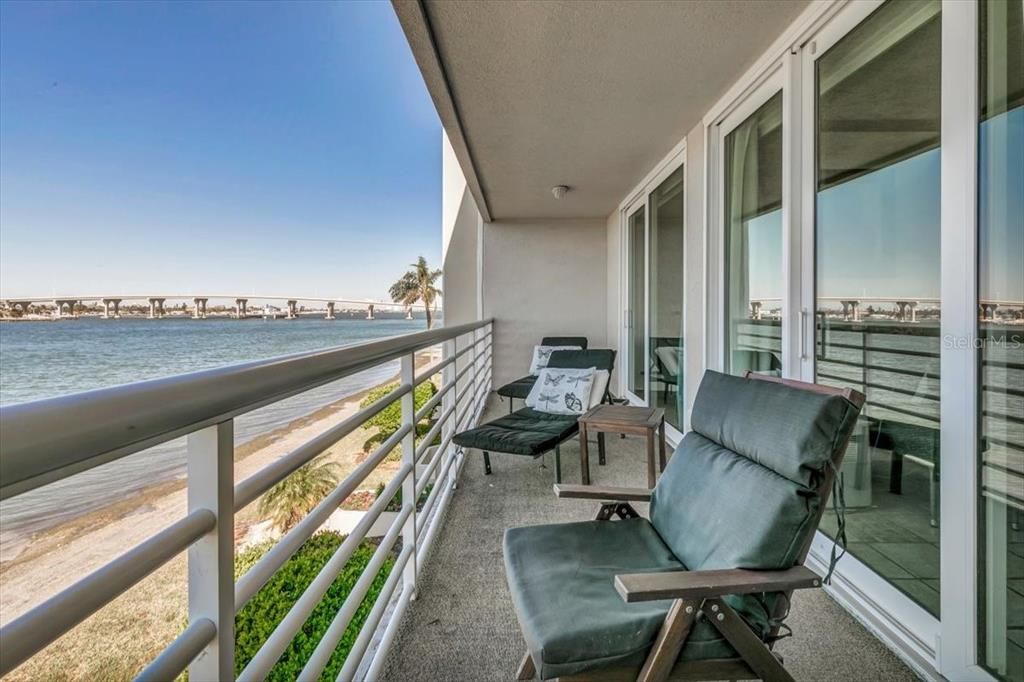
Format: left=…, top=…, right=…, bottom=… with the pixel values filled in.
left=441, top=132, right=481, bottom=328
left=482, top=218, right=608, bottom=387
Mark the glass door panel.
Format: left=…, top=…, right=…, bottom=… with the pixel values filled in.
left=723, top=93, right=784, bottom=377
left=649, top=166, right=685, bottom=429
left=813, top=0, right=943, bottom=616
left=627, top=205, right=647, bottom=400
left=978, top=1, right=1024, bottom=678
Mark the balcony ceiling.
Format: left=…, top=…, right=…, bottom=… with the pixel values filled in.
left=395, top=0, right=810, bottom=220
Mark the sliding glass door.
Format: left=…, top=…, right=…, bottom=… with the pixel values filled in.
left=978, top=1, right=1023, bottom=678
left=811, top=0, right=944, bottom=616
left=626, top=203, right=647, bottom=402
left=723, top=91, right=784, bottom=377
left=649, top=167, right=685, bottom=430
left=622, top=159, right=686, bottom=429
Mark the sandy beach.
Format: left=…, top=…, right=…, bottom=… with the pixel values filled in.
left=0, top=354, right=435, bottom=680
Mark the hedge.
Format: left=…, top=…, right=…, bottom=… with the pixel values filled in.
left=232, top=531, right=394, bottom=681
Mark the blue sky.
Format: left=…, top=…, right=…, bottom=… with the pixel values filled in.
left=747, top=106, right=1023, bottom=303
left=0, top=1, right=441, bottom=299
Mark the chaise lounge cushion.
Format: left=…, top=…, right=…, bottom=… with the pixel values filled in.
left=504, top=519, right=738, bottom=680
left=452, top=407, right=577, bottom=456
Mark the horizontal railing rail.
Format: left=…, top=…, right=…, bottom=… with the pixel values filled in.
left=0, top=318, right=494, bottom=680
left=0, top=319, right=491, bottom=501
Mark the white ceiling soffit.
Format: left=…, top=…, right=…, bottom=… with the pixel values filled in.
left=393, top=0, right=810, bottom=221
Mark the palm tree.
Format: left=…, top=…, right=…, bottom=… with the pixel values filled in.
left=389, top=256, right=442, bottom=329
left=258, top=458, right=342, bottom=532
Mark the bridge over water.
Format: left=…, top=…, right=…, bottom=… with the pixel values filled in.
left=0, top=294, right=417, bottom=320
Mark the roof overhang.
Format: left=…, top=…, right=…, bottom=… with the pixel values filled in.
left=394, top=0, right=811, bottom=221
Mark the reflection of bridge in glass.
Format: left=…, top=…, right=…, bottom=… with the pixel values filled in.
left=1, top=294, right=418, bottom=320
left=745, top=296, right=1023, bottom=322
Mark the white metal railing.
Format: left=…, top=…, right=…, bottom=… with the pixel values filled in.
left=0, top=318, right=494, bottom=680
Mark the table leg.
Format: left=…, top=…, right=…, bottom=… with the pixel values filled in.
left=579, top=423, right=591, bottom=485
left=659, top=418, right=667, bottom=472
left=646, top=433, right=656, bottom=489
left=598, top=432, right=606, bottom=466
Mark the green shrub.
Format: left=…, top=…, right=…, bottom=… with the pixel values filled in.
left=359, top=381, right=439, bottom=458
left=233, top=531, right=394, bottom=681
left=373, top=481, right=435, bottom=512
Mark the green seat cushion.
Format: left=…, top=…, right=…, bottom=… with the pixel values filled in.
left=504, top=519, right=738, bottom=680
left=452, top=407, right=577, bottom=456
left=496, top=375, right=537, bottom=400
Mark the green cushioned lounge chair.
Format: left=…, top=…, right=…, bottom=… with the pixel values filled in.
left=497, top=336, right=590, bottom=413
left=454, top=349, right=615, bottom=484
left=505, top=370, right=864, bottom=682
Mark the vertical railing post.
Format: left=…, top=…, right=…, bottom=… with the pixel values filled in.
left=187, top=420, right=234, bottom=681
left=441, top=338, right=457, bottom=484
left=400, top=352, right=417, bottom=598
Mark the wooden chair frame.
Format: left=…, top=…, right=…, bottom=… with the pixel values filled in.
left=515, top=373, right=865, bottom=682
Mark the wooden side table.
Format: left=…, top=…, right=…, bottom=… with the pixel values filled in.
left=578, top=404, right=666, bottom=487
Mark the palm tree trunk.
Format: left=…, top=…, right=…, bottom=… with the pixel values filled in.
left=425, top=302, right=433, bottom=329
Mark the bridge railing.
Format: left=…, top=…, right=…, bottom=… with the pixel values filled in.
left=0, top=318, right=494, bottom=680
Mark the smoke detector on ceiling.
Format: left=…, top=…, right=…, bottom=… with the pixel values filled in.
left=551, top=185, right=570, bottom=200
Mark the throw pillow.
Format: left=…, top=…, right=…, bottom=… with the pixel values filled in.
left=526, top=367, right=596, bottom=415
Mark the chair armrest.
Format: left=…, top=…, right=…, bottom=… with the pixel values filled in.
left=615, top=566, right=822, bottom=603
left=554, top=484, right=652, bottom=502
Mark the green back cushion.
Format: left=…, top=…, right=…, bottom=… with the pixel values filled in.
left=687, top=370, right=858, bottom=487
left=547, top=349, right=616, bottom=372
left=649, top=371, right=858, bottom=634
left=541, top=336, right=589, bottom=349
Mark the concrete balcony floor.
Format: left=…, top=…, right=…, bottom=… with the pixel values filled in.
left=380, top=399, right=918, bottom=681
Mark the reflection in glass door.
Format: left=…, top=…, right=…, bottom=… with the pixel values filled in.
left=627, top=205, right=647, bottom=400
left=812, top=0, right=943, bottom=616
left=723, top=93, right=784, bottom=377
left=649, top=166, right=685, bottom=430
left=978, top=1, right=1023, bottom=678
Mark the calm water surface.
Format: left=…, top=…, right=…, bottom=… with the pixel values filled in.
left=0, top=316, right=429, bottom=558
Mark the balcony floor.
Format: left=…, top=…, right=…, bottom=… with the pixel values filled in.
left=380, top=399, right=919, bottom=681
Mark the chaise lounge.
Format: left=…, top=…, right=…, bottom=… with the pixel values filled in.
left=504, top=370, right=864, bottom=681
left=454, top=348, right=615, bottom=484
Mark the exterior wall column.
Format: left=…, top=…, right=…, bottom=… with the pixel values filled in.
left=325, top=301, right=335, bottom=320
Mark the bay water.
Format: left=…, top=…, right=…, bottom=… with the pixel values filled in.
left=0, top=315, right=428, bottom=560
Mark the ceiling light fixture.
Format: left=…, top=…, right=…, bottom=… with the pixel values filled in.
left=551, top=185, right=570, bottom=200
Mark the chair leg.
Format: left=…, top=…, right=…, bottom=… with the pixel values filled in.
left=702, top=598, right=795, bottom=682
left=638, top=599, right=697, bottom=682
left=516, top=650, right=536, bottom=680
left=483, top=451, right=492, bottom=475
left=554, top=445, right=562, bottom=484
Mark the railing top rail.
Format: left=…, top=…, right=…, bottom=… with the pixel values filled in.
left=0, top=318, right=493, bottom=500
